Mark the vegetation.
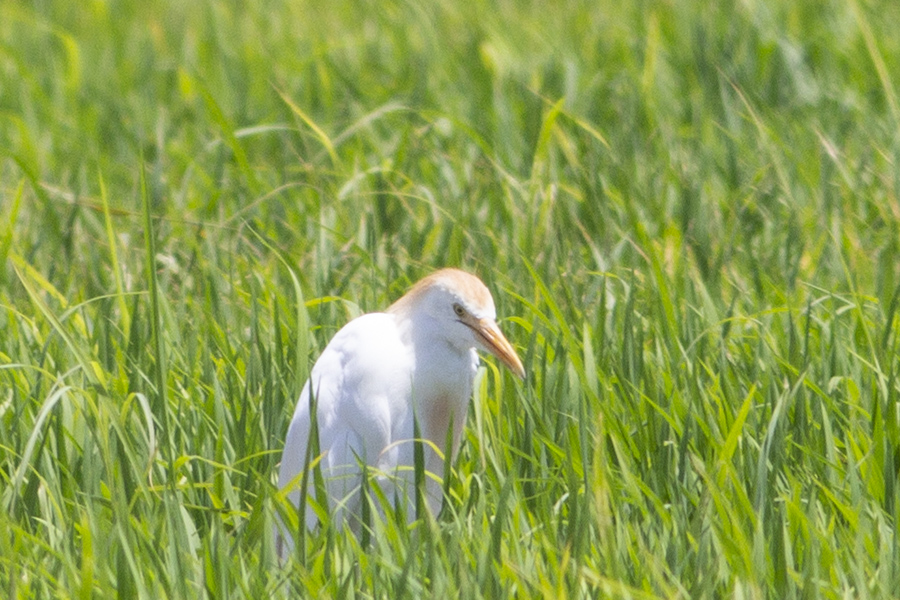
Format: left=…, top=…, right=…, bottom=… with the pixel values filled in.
left=2, top=0, right=900, bottom=597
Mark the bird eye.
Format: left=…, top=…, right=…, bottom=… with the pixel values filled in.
left=453, top=303, right=466, bottom=317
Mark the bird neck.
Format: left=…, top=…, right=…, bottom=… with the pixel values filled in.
left=393, top=311, right=477, bottom=392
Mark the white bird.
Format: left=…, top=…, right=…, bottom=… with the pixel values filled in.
left=276, top=268, right=524, bottom=553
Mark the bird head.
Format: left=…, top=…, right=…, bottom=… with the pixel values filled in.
left=389, top=268, right=526, bottom=379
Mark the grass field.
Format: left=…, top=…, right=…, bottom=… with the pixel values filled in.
left=2, top=0, right=900, bottom=597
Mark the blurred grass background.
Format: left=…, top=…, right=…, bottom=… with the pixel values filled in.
left=2, top=0, right=900, bottom=597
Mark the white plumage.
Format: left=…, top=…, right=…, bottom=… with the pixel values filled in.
left=276, top=268, right=524, bottom=553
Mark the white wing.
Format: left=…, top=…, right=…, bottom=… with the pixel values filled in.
left=277, top=312, right=414, bottom=538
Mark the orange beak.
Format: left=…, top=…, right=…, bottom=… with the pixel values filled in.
left=468, top=317, right=526, bottom=380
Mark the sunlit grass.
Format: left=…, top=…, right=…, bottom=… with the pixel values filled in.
left=2, top=0, right=900, bottom=597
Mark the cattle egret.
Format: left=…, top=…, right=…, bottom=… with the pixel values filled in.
left=277, top=268, right=524, bottom=553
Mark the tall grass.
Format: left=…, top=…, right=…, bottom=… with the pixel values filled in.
left=2, top=0, right=900, bottom=597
